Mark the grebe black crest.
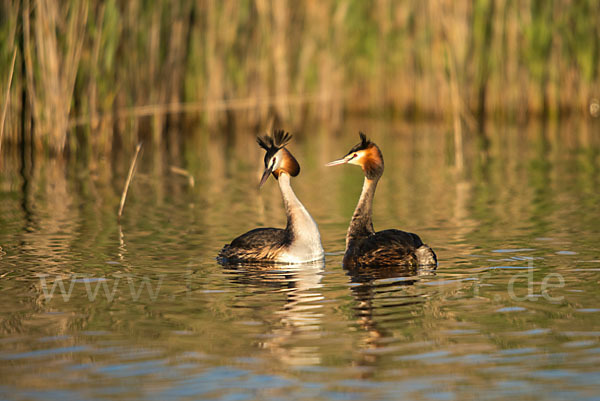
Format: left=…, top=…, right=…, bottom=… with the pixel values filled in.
left=256, top=130, right=300, bottom=185
left=326, top=132, right=437, bottom=268
left=218, top=130, right=324, bottom=264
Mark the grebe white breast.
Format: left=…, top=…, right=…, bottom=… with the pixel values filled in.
left=326, top=132, right=437, bottom=268
left=218, top=130, right=324, bottom=264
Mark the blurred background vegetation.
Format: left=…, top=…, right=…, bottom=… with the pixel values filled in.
left=0, top=0, right=599, bottom=155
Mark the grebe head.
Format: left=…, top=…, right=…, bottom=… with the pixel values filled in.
left=326, top=132, right=384, bottom=180
left=257, top=130, right=300, bottom=187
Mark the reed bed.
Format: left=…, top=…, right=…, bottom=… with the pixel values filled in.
left=0, top=0, right=598, bottom=154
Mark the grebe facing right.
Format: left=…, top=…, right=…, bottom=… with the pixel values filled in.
left=326, top=132, right=437, bottom=268
left=218, top=130, right=324, bottom=264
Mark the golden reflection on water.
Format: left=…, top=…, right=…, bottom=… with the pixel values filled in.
left=0, top=119, right=599, bottom=399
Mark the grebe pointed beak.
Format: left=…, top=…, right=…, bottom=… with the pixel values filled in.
left=259, top=165, right=273, bottom=188
left=326, top=156, right=351, bottom=166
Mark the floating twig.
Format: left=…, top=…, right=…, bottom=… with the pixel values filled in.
left=170, top=166, right=195, bottom=188
left=118, top=142, right=142, bottom=218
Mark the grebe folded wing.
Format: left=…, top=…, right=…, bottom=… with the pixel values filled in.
left=219, top=228, right=291, bottom=262
left=345, top=229, right=434, bottom=267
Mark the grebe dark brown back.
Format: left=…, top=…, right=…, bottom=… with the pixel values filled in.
left=326, top=132, right=437, bottom=268
left=218, top=130, right=324, bottom=264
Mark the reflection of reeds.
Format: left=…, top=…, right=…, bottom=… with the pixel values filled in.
left=0, top=1, right=598, bottom=153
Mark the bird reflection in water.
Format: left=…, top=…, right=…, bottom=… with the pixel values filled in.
left=346, top=264, right=436, bottom=369
left=223, top=260, right=325, bottom=366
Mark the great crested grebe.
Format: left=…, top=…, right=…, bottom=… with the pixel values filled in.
left=326, top=132, right=437, bottom=268
left=218, top=130, right=324, bottom=264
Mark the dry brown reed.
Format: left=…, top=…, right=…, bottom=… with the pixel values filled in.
left=0, top=0, right=598, bottom=155
left=0, top=48, right=17, bottom=155
left=20, top=0, right=88, bottom=152
left=118, top=142, right=143, bottom=218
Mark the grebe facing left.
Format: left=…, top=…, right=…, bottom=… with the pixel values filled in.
left=218, top=130, right=324, bottom=264
left=326, top=132, right=437, bottom=268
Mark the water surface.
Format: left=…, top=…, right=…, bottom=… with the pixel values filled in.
left=1, top=120, right=599, bottom=400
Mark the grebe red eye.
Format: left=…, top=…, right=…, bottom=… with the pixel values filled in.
left=353, top=153, right=358, bottom=158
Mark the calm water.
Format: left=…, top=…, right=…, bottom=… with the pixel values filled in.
left=1, top=120, right=599, bottom=400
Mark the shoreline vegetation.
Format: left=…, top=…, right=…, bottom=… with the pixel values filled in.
left=0, top=0, right=599, bottom=154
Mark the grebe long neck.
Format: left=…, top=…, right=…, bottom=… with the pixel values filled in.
left=346, top=176, right=379, bottom=246
left=278, top=173, right=324, bottom=259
